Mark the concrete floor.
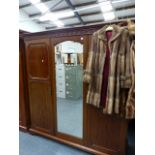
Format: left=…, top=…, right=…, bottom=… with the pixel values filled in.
left=19, top=131, right=91, bottom=155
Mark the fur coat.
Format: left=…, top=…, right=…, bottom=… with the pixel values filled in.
left=125, top=40, right=135, bottom=119
left=83, top=24, right=134, bottom=116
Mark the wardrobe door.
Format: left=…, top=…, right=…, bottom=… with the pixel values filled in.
left=25, top=39, right=53, bottom=134
left=51, top=36, right=87, bottom=145
left=85, top=35, right=128, bottom=155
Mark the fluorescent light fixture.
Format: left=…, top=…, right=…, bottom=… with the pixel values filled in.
left=39, top=11, right=65, bottom=28
left=112, top=0, right=130, bottom=3
left=39, top=10, right=74, bottom=21
left=99, top=0, right=113, bottom=12
left=36, top=3, right=48, bottom=13
left=39, top=13, right=58, bottom=21
left=103, top=11, right=115, bottom=21
left=54, top=10, right=74, bottom=19
left=40, top=16, right=64, bottom=27
left=29, top=0, right=40, bottom=4
left=53, top=20, right=64, bottom=27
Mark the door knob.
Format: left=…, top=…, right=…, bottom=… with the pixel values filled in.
left=41, top=59, right=44, bottom=63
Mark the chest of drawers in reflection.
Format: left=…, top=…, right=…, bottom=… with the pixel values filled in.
left=56, top=64, right=83, bottom=99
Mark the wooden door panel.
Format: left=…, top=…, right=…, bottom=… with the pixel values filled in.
left=85, top=35, right=128, bottom=155
left=87, top=106, right=127, bottom=155
left=27, top=42, right=49, bottom=80
left=29, top=81, right=52, bottom=133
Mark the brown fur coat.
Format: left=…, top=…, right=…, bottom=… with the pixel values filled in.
left=83, top=24, right=134, bottom=117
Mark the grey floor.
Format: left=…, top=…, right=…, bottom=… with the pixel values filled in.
left=57, top=98, right=83, bottom=138
left=19, top=131, right=91, bottom=155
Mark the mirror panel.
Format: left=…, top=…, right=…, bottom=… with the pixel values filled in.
left=55, top=41, right=83, bottom=138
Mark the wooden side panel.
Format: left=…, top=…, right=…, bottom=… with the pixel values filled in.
left=88, top=106, right=127, bottom=155
left=27, top=42, right=50, bottom=80
left=19, top=50, right=26, bottom=126
left=29, top=81, right=51, bottom=133
left=19, top=39, right=28, bottom=130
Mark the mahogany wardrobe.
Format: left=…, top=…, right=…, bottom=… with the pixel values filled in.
left=19, top=24, right=130, bottom=155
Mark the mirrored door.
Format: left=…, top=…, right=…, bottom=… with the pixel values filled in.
left=54, top=41, right=83, bottom=138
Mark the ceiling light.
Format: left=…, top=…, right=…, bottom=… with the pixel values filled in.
left=103, top=12, right=115, bottom=21
left=112, top=0, right=130, bottom=3
left=29, top=0, right=40, bottom=4
left=39, top=13, right=58, bottom=21
left=39, top=10, right=74, bottom=22
left=36, top=3, right=48, bottom=13
left=99, top=1, right=113, bottom=12
left=53, top=20, right=64, bottom=27
left=54, top=10, right=74, bottom=19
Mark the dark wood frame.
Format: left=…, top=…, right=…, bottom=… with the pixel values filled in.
left=19, top=38, right=30, bottom=132
left=20, top=22, right=131, bottom=155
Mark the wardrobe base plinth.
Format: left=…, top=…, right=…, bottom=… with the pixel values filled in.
left=28, top=128, right=122, bottom=155
left=19, top=125, right=28, bottom=132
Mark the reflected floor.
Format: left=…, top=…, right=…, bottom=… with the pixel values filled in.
left=57, top=97, right=83, bottom=138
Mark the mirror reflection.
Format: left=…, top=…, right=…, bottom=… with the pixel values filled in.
left=55, top=41, right=83, bottom=138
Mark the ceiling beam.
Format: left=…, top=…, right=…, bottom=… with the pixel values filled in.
left=118, top=14, right=135, bottom=19
left=115, top=4, right=135, bottom=11
left=19, top=0, right=53, bottom=9
left=51, top=1, right=97, bottom=13
left=37, top=16, right=76, bottom=23
left=28, top=0, right=64, bottom=19
left=62, top=0, right=85, bottom=25
left=29, top=1, right=97, bottom=19
left=75, top=15, right=135, bottom=25
left=80, top=11, right=101, bottom=17
left=29, top=0, right=64, bottom=18
left=42, top=0, right=64, bottom=15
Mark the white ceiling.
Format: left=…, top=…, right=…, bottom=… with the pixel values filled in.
left=19, top=0, right=135, bottom=32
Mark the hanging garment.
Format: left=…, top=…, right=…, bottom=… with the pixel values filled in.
left=100, top=31, right=111, bottom=108
left=125, top=40, right=135, bottom=119
left=114, top=28, right=132, bottom=115
left=103, top=27, right=132, bottom=115
left=83, top=24, right=132, bottom=115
